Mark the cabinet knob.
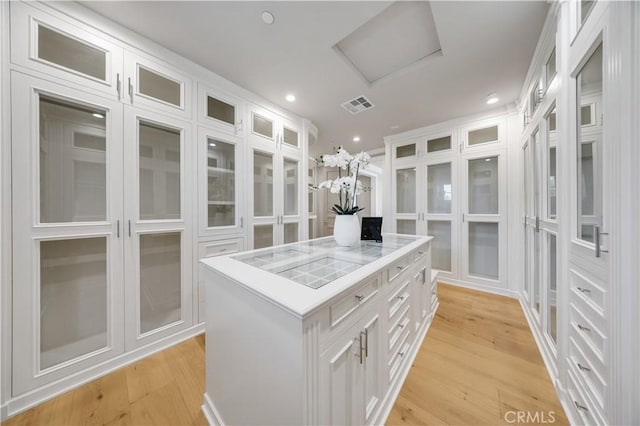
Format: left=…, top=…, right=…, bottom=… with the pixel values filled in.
left=577, top=287, right=591, bottom=294
left=574, top=401, right=589, bottom=412
left=577, top=362, right=591, bottom=372
left=397, top=295, right=405, bottom=301
left=355, top=294, right=364, bottom=301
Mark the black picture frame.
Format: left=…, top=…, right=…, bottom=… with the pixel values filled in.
left=361, top=217, right=383, bottom=242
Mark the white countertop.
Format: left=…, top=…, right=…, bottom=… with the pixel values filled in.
left=201, top=234, right=432, bottom=318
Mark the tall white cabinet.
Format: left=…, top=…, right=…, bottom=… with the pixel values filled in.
left=385, top=115, right=512, bottom=293
left=1, top=0, right=311, bottom=417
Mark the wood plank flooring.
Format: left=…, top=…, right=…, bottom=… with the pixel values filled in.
left=5, top=284, right=566, bottom=426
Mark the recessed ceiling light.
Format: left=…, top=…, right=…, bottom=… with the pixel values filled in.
left=486, top=92, right=499, bottom=105
left=286, top=94, right=296, bottom=102
left=353, top=136, right=361, bottom=142
left=261, top=11, right=274, bottom=25
left=485, top=158, right=492, bottom=162
left=209, top=142, right=216, bottom=147
left=92, top=113, right=104, bottom=119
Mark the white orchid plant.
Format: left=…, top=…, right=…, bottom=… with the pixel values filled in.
left=314, top=146, right=371, bottom=215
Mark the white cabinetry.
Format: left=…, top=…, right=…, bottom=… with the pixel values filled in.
left=202, top=236, right=435, bottom=425
left=386, top=116, right=508, bottom=291
left=248, top=105, right=304, bottom=249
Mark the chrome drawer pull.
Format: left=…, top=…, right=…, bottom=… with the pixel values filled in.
left=577, top=363, right=591, bottom=372
left=398, top=351, right=405, bottom=358
left=577, top=287, right=592, bottom=294
left=397, top=295, right=405, bottom=301
left=577, top=324, right=591, bottom=332
left=574, top=401, right=589, bottom=412
left=355, top=294, right=364, bottom=302
left=396, top=265, right=404, bottom=270
left=397, top=323, right=405, bottom=328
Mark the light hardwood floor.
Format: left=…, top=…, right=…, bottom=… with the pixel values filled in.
left=4, top=284, right=566, bottom=426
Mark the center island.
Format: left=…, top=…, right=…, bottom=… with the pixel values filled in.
left=200, top=234, right=437, bottom=426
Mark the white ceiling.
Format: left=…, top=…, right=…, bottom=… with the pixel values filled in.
left=81, top=1, right=549, bottom=154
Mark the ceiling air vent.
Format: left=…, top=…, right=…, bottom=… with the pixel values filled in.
left=341, top=95, right=375, bottom=115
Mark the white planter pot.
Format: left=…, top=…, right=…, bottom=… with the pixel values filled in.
left=333, top=214, right=360, bottom=247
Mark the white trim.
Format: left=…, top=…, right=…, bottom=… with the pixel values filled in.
left=202, top=392, right=224, bottom=426
left=436, top=277, right=519, bottom=300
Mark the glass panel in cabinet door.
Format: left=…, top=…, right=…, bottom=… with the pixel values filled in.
left=254, top=225, right=273, bottom=249
left=396, top=168, right=416, bottom=214
left=283, top=159, right=298, bottom=215
left=547, top=233, right=558, bottom=344
left=427, top=221, right=451, bottom=272
left=427, top=136, right=451, bottom=153
left=468, top=222, right=498, bottom=280
left=427, top=162, right=452, bottom=214
left=356, top=175, right=371, bottom=219
left=138, top=66, right=181, bottom=107
left=396, top=220, right=416, bottom=235
left=468, top=157, right=499, bottom=214
left=533, top=230, right=541, bottom=315
left=139, top=232, right=181, bottom=334
left=37, top=24, right=106, bottom=81
left=254, top=152, right=273, bottom=217
left=580, top=105, right=594, bottom=126
left=139, top=122, right=181, bottom=220
left=284, top=223, right=298, bottom=244
left=252, top=113, right=273, bottom=139
left=40, top=237, right=107, bottom=370
left=395, top=144, right=415, bottom=159
left=308, top=218, right=316, bottom=239
left=577, top=44, right=602, bottom=243
left=283, top=126, right=299, bottom=148
left=39, top=96, right=107, bottom=223
left=468, top=125, right=498, bottom=146
left=207, top=138, right=235, bottom=227
left=546, top=49, right=557, bottom=82
left=581, top=0, right=595, bottom=23
left=207, top=96, right=235, bottom=125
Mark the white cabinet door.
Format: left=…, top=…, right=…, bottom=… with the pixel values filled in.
left=123, top=107, right=193, bottom=350
left=393, top=164, right=420, bottom=235
left=318, top=310, right=383, bottom=426
left=198, top=83, right=245, bottom=136
left=198, top=127, right=243, bottom=238
left=319, top=321, right=361, bottom=426
left=11, top=2, right=124, bottom=99
left=460, top=149, right=508, bottom=288
left=10, top=72, right=125, bottom=394
left=124, top=52, right=192, bottom=118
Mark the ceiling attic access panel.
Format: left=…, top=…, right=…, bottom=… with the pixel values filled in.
left=334, top=1, right=442, bottom=85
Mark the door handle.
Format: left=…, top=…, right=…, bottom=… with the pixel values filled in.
left=116, top=220, right=120, bottom=238
left=116, top=73, right=121, bottom=99
left=594, top=225, right=608, bottom=257
left=128, top=220, right=132, bottom=237
left=128, top=77, right=133, bottom=101
left=535, top=216, right=540, bottom=232
left=362, top=329, right=368, bottom=358
left=358, top=334, right=363, bottom=365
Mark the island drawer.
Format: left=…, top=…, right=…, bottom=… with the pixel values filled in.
left=388, top=279, right=411, bottom=320
left=387, top=254, right=412, bottom=284
left=389, top=338, right=411, bottom=385
left=388, top=304, right=411, bottom=355
left=330, top=276, right=379, bottom=328
left=413, top=243, right=430, bottom=265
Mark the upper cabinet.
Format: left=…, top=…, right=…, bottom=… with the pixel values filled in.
left=198, top=83, right=245, bottom=136
left=248, top=104, right=303, bottom=158
left=11, top=1, right=124, bottom=98
left=124, top=52, right=192, bottom=118
left=460, top=117, right=506, bottom=151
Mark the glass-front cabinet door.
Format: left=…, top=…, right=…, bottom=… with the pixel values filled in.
left=424, top=159, right=456, bottom=276
left=11, top=2, right=124, bottom=98
left=282, top=156, right=301, bottom=244
left=461, top=150, right=506, bottom=287
left=198, top=127, right=242, bottom=237
left=124, top=52, right=192, bottom=118
left=11, top=73, right=125, bottom=394
left=123, top=108, right=192, bottom=349
left=394, top=167, right=418, bottom=235
left=198, top=83, right=245, bottom=136
left=251, top=149, right=276, bottom=249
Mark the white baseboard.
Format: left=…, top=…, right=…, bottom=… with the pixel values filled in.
left=202, top=392, right=223, bottom=426
left=436, top=277, right=520, bottom=299
left=2, top=323, right=205, bottom=421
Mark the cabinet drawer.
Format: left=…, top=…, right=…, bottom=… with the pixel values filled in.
left=568, top=337, right=606, bottom=411
left=570, top=269, right=605, bottom=315
left=387, top=254, right=412, bottom=283
left=388, top=279, right=411, bottom=320
left=566, top=367, right=605, bottom=426
left=388, top=304, right=411, bottom=354
left=201, top=240, right=243, bottom=257
left=413, top=244, right=429, bottom=265
left=569, top=303, right=607, bottom=361
left=330, top=276, right=379, bottom=328
left=389, top=339, right=411, bottom=384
